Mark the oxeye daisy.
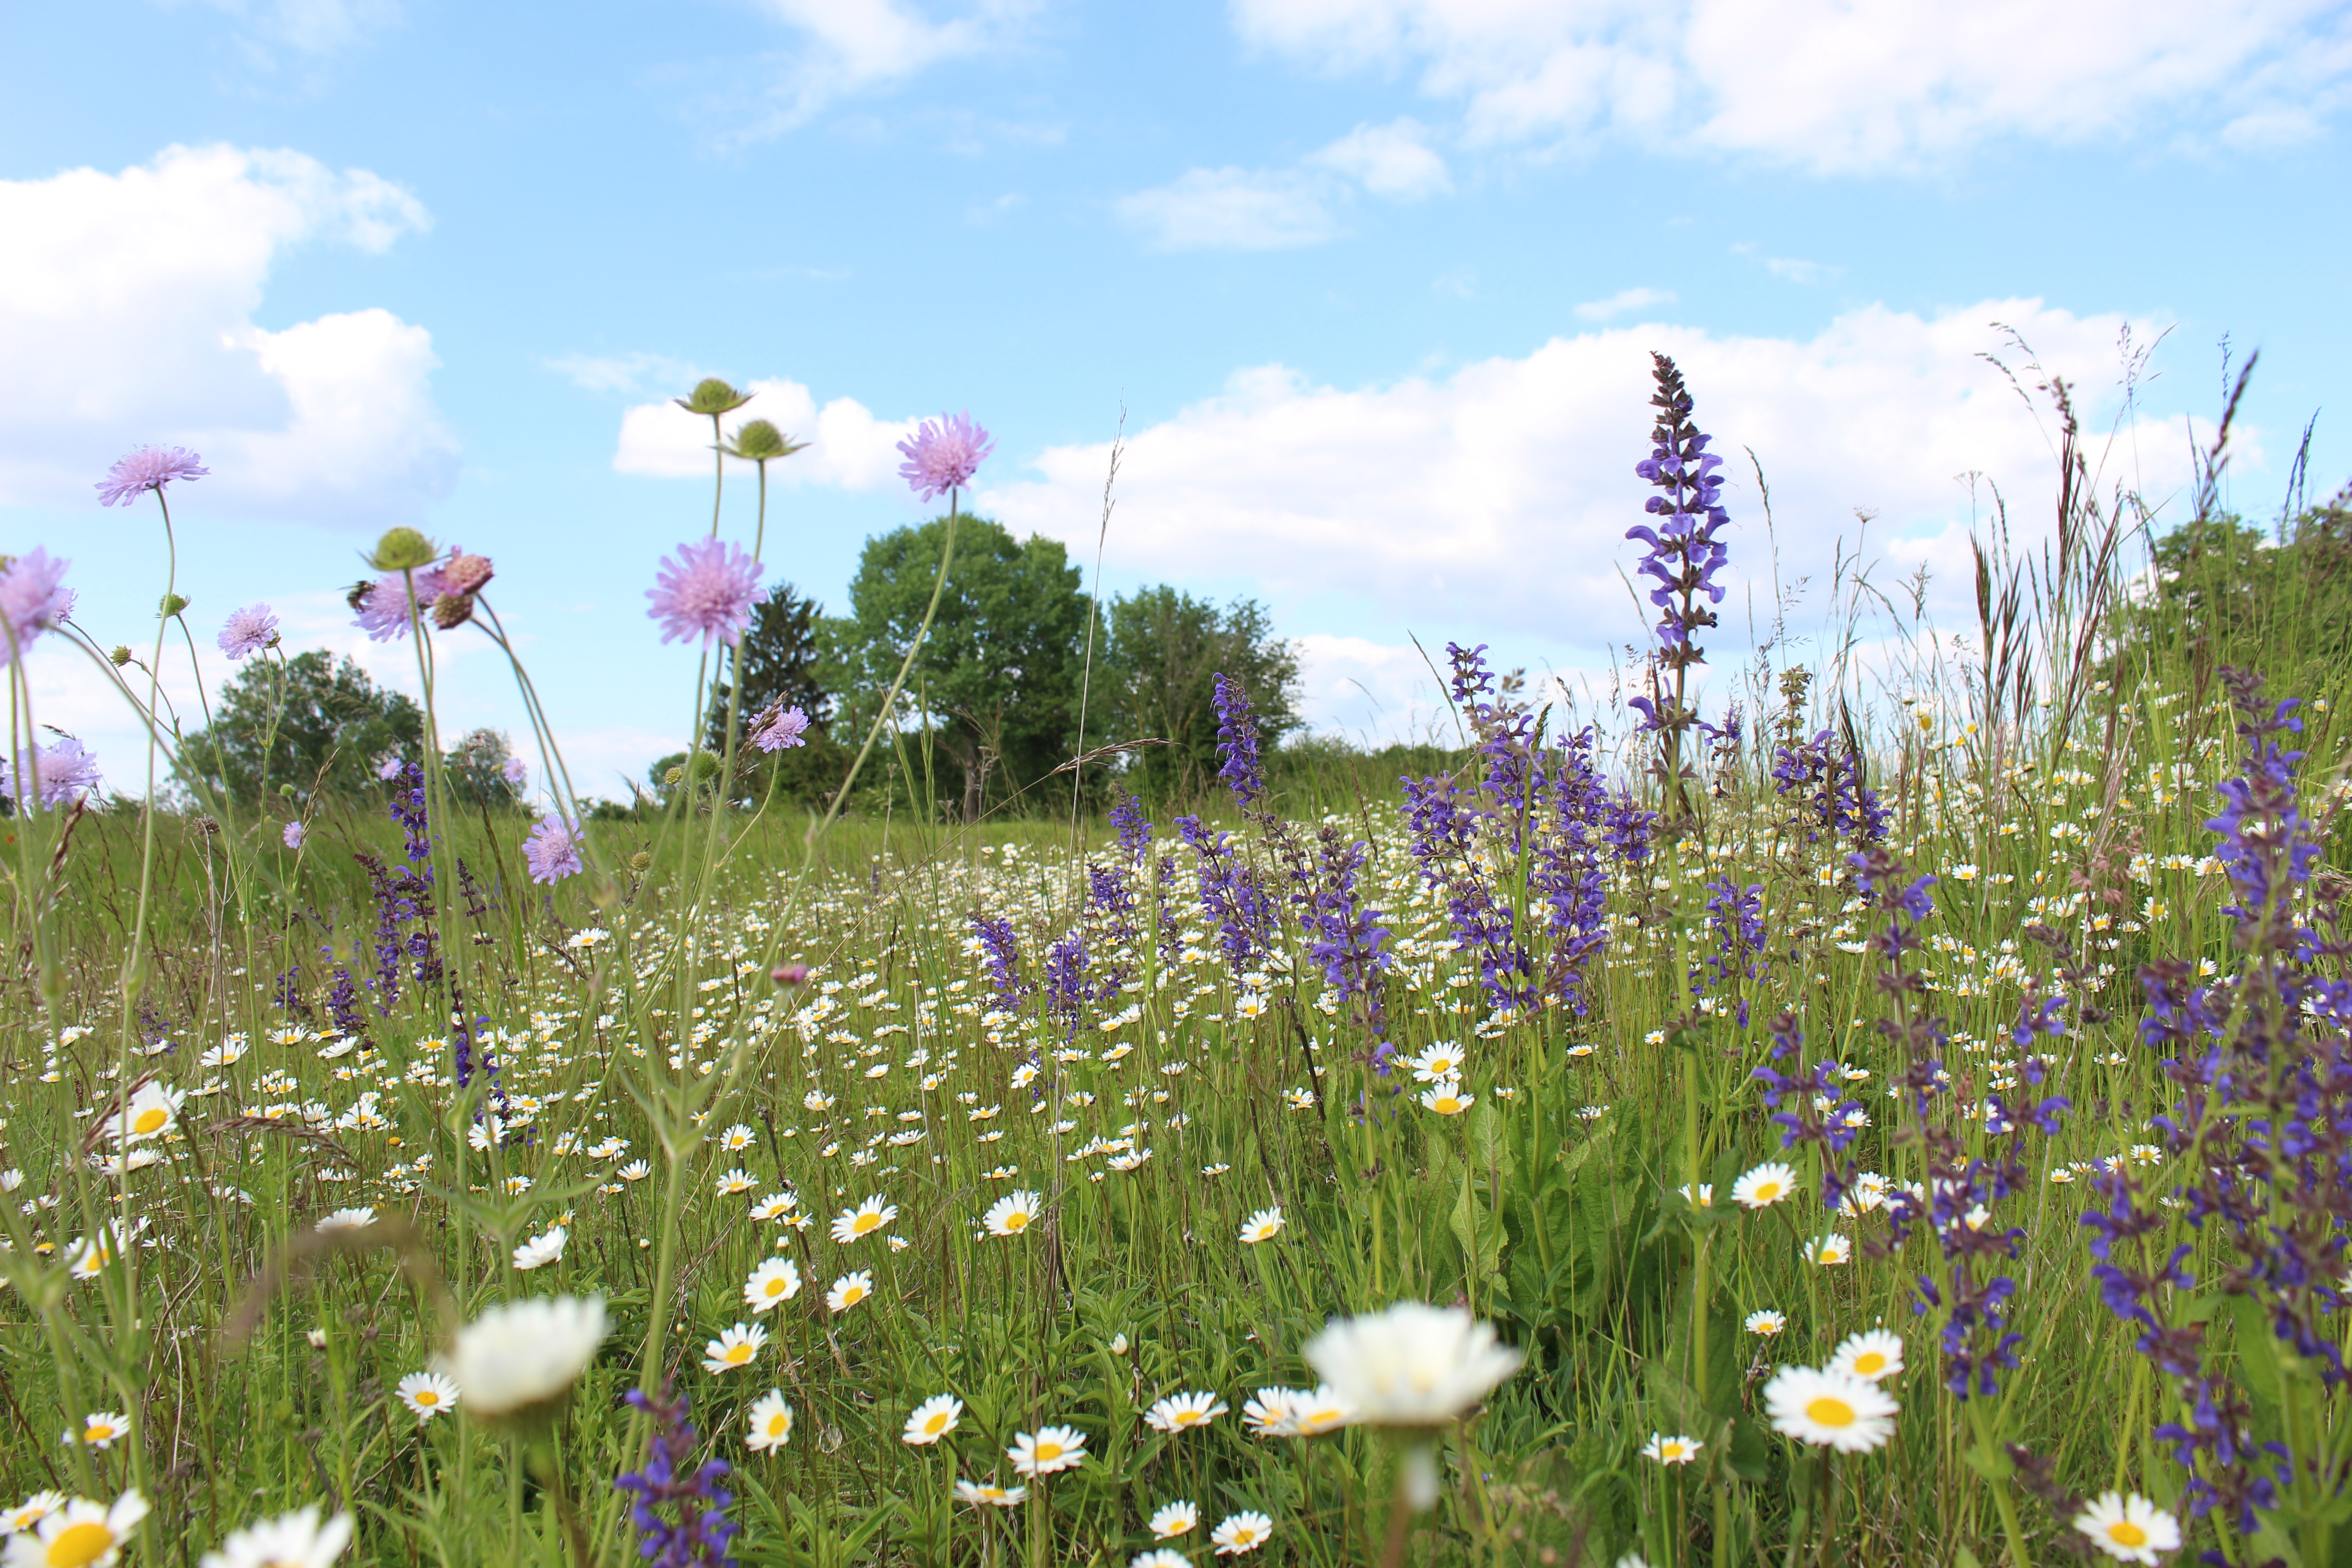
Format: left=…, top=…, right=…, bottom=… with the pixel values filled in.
left=951, top=1480, right=1027, bottom=1508
left=511, top=1227, right=566, bottom=1270
left=1417, top=1080, right=1474, bottom=1116
left=719, top=1123, right=757, bottom=1151
left=1761, top=1365, right=1899, bottom=1453
left=1241, top=1387, right=1305, bottom=1438
left=742, top=1258, right=802, bottom=1313
left=1144, top=1391, right=1228, bottom=1434
left=2073, top=1491, right=2181, bottom=1564
left=701, top=1322, right=768, bottom=1375
left=106, top=1083, right=182, bottom=1146
left=749, top=1193, right=797, bottom=1221
left=1148, top=1500, right=1199, bottom=1539
left=1210, top=1510, right=1274, bottom=1555
left=1406, top=1044, right=1466, bottom=1082
left=1132, top=1552, right=1190, bottom=1568
left=1008, top=1425, right=1086, bottom=1477
left=1732, top=1161, right=1798, bottom=1209
left=0, top=1492, right=64, bottom=1534
left=396, top=1372, right=460, bottom=1422
left=1801, top=1234, right=1853, bottom=1267
left=826, top=1271, right=874, bottom=1313
left=1829, top=1329, right=1904, bottom=1382
left=1642, top=1432, right=1702, bottom=1465
left=196, top=1503, right=352, bottom=1568
left=1744, top=1309, right=1788, bottom=1337
left=5, top=1490, right=148, bottom=1568
left=1289, top=1386, right=1356, bottom=1436
left=902, top=1395, right=964, bottom=1446
left=745, top=1390, right=794, bottom=1453
left=830, top=1195, right=897, bottom=1244
left=715, top=1168, right=758, bottom=1196
left=981, top=1190, right=1041, bottom=1237
left=1239, top=1206, right=1284, bottom=1244
left=66, top=1411, right=130, bottom=1449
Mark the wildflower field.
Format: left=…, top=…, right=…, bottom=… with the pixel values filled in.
left=5, top=355, right=2352, bottom=1568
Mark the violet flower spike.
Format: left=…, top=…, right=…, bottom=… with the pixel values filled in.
left=895, top=411, right=992, bottom=502
left=96, top=446, right=208, bottom=507
left=646, top=539, right=767, bottom=647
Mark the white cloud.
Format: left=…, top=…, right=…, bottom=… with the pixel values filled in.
left=612, top=377, right=915, bottom=489
left=1307, top=118, right=1451, bottom=198
left=545, top=352, right=704, bottom=396
left=193, top=0, right=402, bottom=56
left=1231, top=0, right=2352, bottom=171
left=1116, top=167, right=1340, bottom=251
left=982, top=299, right=2198, bottom=654
left=1575, top=286, right=1674, bottom=322
left=740, top=0, right=1040, bottom=136
left=0, top=144, right=455, bottom=528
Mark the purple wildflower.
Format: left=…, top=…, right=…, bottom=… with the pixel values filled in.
left=523, top=817, right=583, bottom=884
left=1212, top=673, right=1267, bottom=810
left=352, top=568, right=447, bottom=642
left=748, top=702, right=810, bottom=753
left=647, top=539, right=766, bottom=648
left=3, top=736, right=101, bottom=809
left=895, top=411, right=992, bottom=501
left=616, top=1383, right=738, bottom=1568
left=217, top=603, right=279, bottom=660
left=376, top=755, right=406, bottom=781
left=0, top=549, right=75, bottom=665
left=973, top=915, right=1032, bottom=1013
left=283, top=820, right=307, bottom=849
left=95, top=446, right=208, bottom=507
left=502, top=755, right=529, bottom=789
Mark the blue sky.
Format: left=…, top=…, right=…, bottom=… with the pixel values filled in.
left=4, top=0, right=2349, bottom=799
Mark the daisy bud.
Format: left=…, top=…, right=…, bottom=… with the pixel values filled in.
left=676, top=378, right=751, bottom=417
left=368, top=527, right=438, bottom=572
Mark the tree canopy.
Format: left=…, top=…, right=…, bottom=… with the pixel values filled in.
left=176, top=650, right=422, bottom=806
left=1099, top=585, right=1302, bottom=800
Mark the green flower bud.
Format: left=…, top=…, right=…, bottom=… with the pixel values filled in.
left=628, top=851, right=652, bottom=873
left=724, top=419, right=806, bottom=464
left=159, top=593, right=190, bottom=618
left=109, top=645, right=133, bottom=666
left=676, top=378, right=750, bottom=417
left=279, top=783, right=298, bottom=799
left=369, top=527, right=439, bottom=572
left=688, top=751, right=721, bottom=782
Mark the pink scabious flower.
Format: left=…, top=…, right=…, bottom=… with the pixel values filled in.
left=4, top=736, right=101, bottom=809
left=895, top=412, right=992, bottom=502
left=353, top=568, right=447, bottom=642
left=523, top=816, right=583, bottom=884
left=96, top=446, right=209, bottom=507
left=502, top=755, right=529, bottom=789
left=0, top=549, right=75, bottom=665
left=283, top=820, right=307, bottom=849
left=218, top=604, right=279, bottom=660
left=646, top=540, right=766, bottom=648
left=749, top=703, right=810, bottom=754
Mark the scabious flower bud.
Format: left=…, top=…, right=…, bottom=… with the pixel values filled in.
left=724, top=419, right=805, bottom=463
left=369, top=527, right=438, bottom=572
left=628, top=852, right=653, bottom=873
left=770, top=964, right=809, bottom=986
left=442, top=549, right=494, bottom=597
left=676, top=378, right=751, bottom=417
left=431, top=593, right=475, bottom=631
left=159, top=593, right=190, bottom=617
left=109, top=645, right=132, bottom=666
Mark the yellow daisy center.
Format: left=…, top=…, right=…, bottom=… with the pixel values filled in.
left=1754, top=1181, right=1782, bottom=1201
left=2109, top=1522, right=2148, bottom=1548
left=765, top=1279, right=789, bottom=1297
left=924, top=1413, right=950, bottom=1434
left=46, top=1523, right=117, bottom=1568
left=1004, top=1213, right=1028, bottom=1231
left=84, top=1425, right=112, bottom=1442
left=1034, top=1441, right=1063, bottom=1462
left=1805, top=1397, right=1856, bottom=1427
left=1175, top=1411, right=1201, bottom=1425
left=1852, top=1352, right=1886, bottom=1375
left=725, top=1344, right=753, bottom=1364
left=414, top=1391, right=440, bottom=1406
left=853, top=1214, right=880, bottom=1234
left=840, top=1286, right=866, bottom=1305
left=766, top=1416, right=789, bottom=1436
left=132, top=1108, right=167, bottom=1134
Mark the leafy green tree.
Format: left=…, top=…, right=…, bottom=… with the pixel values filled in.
left=1099, top=586, right=1302, bottom=801
left=176, top=650, right=422, bottom=805
left=2122, top=490, right=2352, bottom=695
left=819, top=515, right=1088, bottom=821
left=442, top=727, right=519, bottom=808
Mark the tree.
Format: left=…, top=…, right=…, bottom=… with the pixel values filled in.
left=442, top=727, right=519, bottom=808
left=176, top=650, right=422, bottom=806
left=1099, top=587, right=1302, bottom=801
left=819, top=515, right=1088, bottom=821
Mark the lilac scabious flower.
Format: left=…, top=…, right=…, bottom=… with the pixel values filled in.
left=647, top=539, right=767, bottom=648
left=748, top=702, right=810, bottom=753
left=1212, top=673, right=1267, bottom=810
left=895, top=411, right=992, bottom=501
left=617, top=1383, right=738, bottom=1568
left=283, top=820, right=307, bottom=849
left=0, top=549, right=75, bottom=665
left=523, top=816, right=583, bottom=884
left=502, top=755, right=529, bottom=789
left=3, top=736, right=102, bottom=809
left=217, top=603, right=279, bottom=660
left=95, top=445, right=208, bottom=507
left=352, top=568, right=447, bottom=642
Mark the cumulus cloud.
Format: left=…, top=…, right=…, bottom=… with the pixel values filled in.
left=0, top=143, right=456, bottom=528
left=195, top=0, right=402, bottom=56
left=981, top=299, right=2197, bottom=658
left=612, top=377, right=915, bottom=489
left=1307, top=118, right=1451, bottom=198
left=738, top=0, right=1041, bottom=137
left=1119, top=118, right=1452, bottom=250
left=1231, top=0, right=2352, bottom=171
